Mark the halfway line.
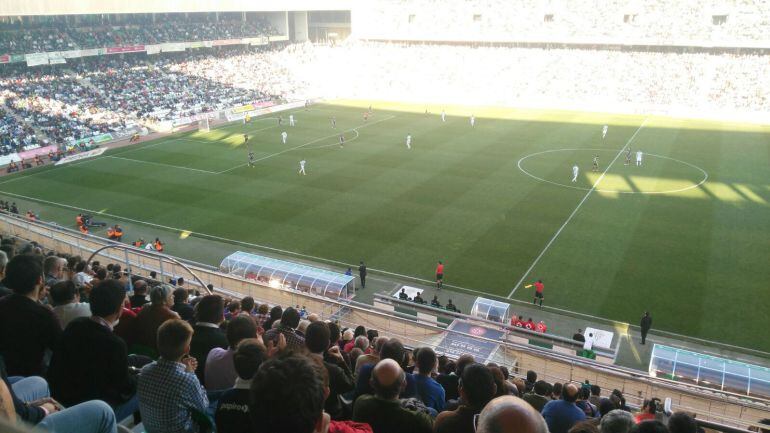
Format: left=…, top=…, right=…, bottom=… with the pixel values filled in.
left=507, top=118, right=648, bottom=298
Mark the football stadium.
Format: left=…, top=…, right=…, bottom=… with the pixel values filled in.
left=0, top=1, right=768, bottom=433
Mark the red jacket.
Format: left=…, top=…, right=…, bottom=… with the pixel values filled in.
left=329, top=421, right=373, bottom=433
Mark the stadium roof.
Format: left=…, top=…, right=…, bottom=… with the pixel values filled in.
left=0, top=0, right=352, bottom=16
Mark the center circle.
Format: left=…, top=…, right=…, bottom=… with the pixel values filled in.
left=517, top=148, right=708, bottom=195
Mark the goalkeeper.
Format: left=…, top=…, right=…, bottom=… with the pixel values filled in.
left=526, top=279, right=545, bottom=307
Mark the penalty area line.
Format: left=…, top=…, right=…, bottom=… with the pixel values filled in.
left=507, top=118, right=648, bottom=298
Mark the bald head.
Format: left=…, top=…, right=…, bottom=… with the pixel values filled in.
left=563, top=383, right=580, bottom=403
left=477, top=395, right=549, bottom=433
left=371, top=358, right=405, bottom=400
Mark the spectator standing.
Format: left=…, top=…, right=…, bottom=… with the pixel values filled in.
left=435, top=363, right=497, bottom=433
left=667, top=412, right=698, bottom=433
left=240, top=296, right=255, bottom=316
left=48, top=279, right=139, bottom=420
left=359, top=261, right=367, bottom=289
left=189, top=294, right=227, bottom=384
left=306, top=321, right=355, bottom=420
left=353, top=359, right=433, bottom=433
left=589, top=385, right=603, bottom=408
left=413, top=347, right=445, bottom=413
left=252, top=303, right=270, bottom=327
left=214, top=339, right=266, bottom=433
left=205, top=315, right=257, bottom=391
left=542, top=383, right=587, bottom=433
left=525, top=371, right=538, bottom=393
left=523, top=381, right=551, bottom=412
left=50, top=280, right=91, bottom=328
left=0, top=255, right=62, bottom=376
left=640, top=312, right=652, bottom=345
left=171, top=288, right=194, bottom=323
left=262, top=306, right=305, bottom=350
left=138, top=319, right=209, bottom=433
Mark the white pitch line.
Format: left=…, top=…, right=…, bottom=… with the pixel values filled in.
left=507, top=118, right=648, bottom=298
left=104, top=155, right=218, bottom=174
left=217, top=115, right=396, bottom=174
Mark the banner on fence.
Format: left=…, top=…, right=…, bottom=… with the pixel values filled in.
left=54, top=147, right=107, bottom=166
left=225, top=100, right=301, bottom=122
left=0, top=153, right=21, bottom=166
left=145, top=44, right=162, bottom=55
left=26, top=53, right=49, bottom=66
left=172, top=111, right=220, bottom=127
left=161, top=43, right=186, bottom=52
left=212, top=39, right=241, bottom=46
left=106, top=45, right=145, bottom=54
left=436, top=320, right=504, bottom=363
left=69, top=133, right=113, bottom=148
left=0, top=55, right=9, bottom=64
left=18, top=145, right=57, bottom=159
left=48, top=53, right=66, bottom=65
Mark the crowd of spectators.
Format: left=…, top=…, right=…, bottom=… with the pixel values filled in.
left=354, top=0, right=770, bottom=45
left=282, top=41, right=770, bottom=113
left=0, top=51, right=275, bottom=153
left=1, top=38, right=767, bottom=157
left=0, top=19, right=278, bottom=55
left=1, top=234, right=764, bottom=433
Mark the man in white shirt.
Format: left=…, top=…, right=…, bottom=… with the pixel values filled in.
left=51, top=280, right=92, bottom=328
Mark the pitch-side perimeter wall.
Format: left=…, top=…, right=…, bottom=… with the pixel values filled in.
left=0, top=213, right=768, bottom=429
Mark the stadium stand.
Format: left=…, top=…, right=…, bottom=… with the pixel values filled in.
left=0, top=212, right=768, bottom=433
left=0, top=3, right=769, bottom=432
left=0, top=18, right=278, bottom=55
left=353, top=0, right=770, bottom=47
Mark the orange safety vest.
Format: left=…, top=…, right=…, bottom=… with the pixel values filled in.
left=76, top=215, right=83, bottom=225
left=154, top=241, right=163, bottom=252
left=133, top=240, right=142, bottom=247
left=79, top=225, right=88, bottom=234
left=115, top=228, right=124, bottom=237
left=107, top=228, right=115, bottom=238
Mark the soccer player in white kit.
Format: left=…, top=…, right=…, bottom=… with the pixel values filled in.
left=572, top=164, right=579, bottom=182
left=636, top=150, right=643, bottom=166
left=299, top=160, right=306, bottom=175
left=441, top=110, right=446, bottom=122
left=281, top=131, right=288, bottom=144
left=406, top=134, right=412, bottom=149
left=470, top=115, right=475, bottom=127
left=602, top=125, right=608, bottom=139
left=289, top=114, right=295, bottom=126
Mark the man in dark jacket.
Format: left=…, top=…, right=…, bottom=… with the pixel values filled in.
left=48, top=279, right=138, bottom=421
left=359, top=261, right=367, bottom=289
left=170, top=288, right=194, bottom=323
left=523, top=380, right=551, bottom=413
left=189, top=294, right=228, bottom=384
left=306, top=321, right=355, bottom=420
left=640, top=312, right=652, bottom=345
left=0, top=255, right=61, bottom=376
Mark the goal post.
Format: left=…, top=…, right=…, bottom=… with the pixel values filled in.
left=198, top=117, right=210, bottom=132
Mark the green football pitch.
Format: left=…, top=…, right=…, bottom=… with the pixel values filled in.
left=1, top=101, right=769, bottom=351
